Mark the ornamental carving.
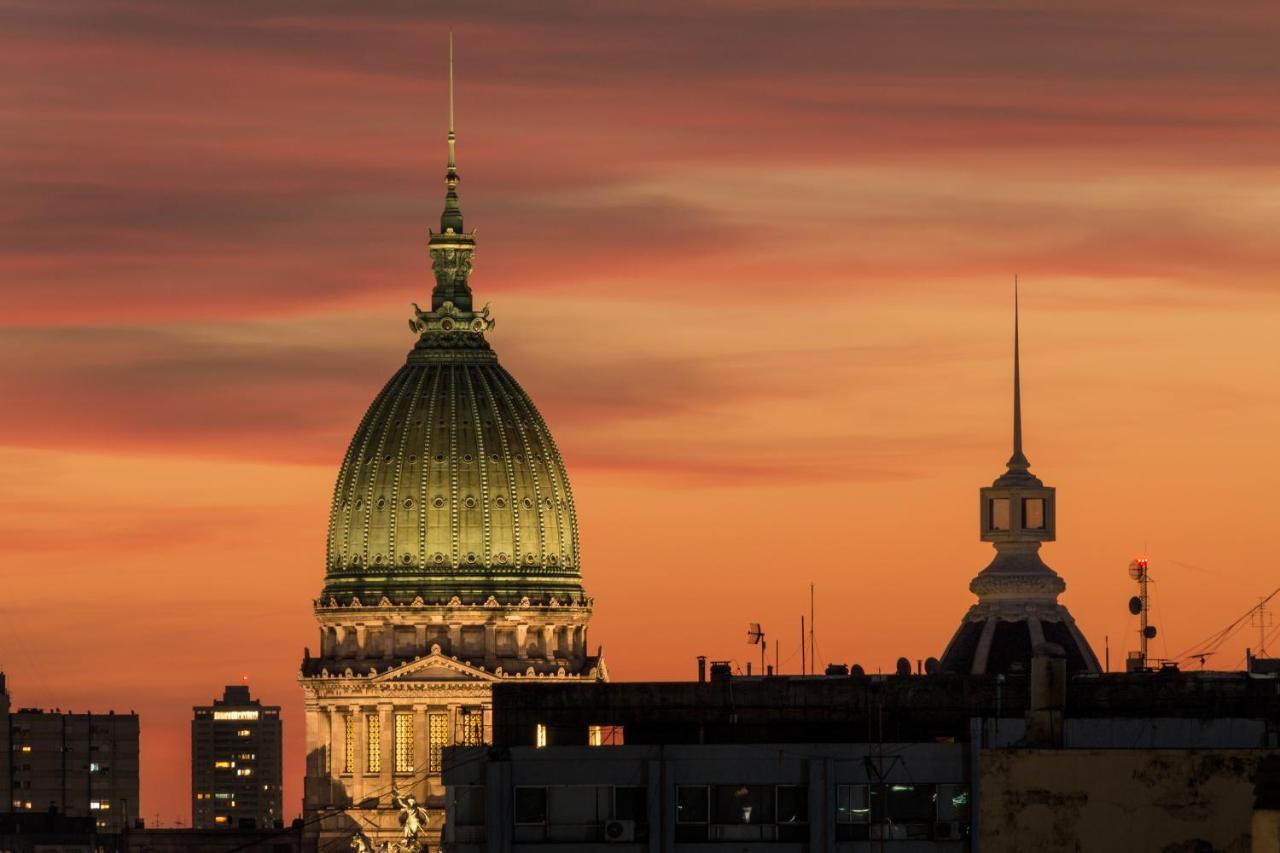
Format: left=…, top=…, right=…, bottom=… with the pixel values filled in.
left=430, top=247, right=473, bottom=285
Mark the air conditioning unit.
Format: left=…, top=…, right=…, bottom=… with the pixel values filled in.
left=604, top=819, right=636, bottom=842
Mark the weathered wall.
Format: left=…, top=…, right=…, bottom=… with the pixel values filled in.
left=980, top=749, right=1266, bottom=853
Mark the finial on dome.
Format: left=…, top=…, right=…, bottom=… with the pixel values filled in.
left=440, top=31, right=464, bottom=235
left=1007, top=276, right=1030, bottom=475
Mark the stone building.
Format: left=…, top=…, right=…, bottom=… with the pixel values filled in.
left=297, top=52, right=602, bottom=850
left=191, top=684, right=283, bottom=829
left=1, top=672, right=140, bottom=834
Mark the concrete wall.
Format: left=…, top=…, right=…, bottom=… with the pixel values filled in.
left=980, top=749, right=1264, bottom=852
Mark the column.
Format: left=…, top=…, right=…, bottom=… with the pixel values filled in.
left=415, top=624, right=427, bottom=654
left=379, top=704, right=394, bottom=799
left=515, top=625, right=529, bottom=660
left=319, top=706, right=334, bottom=806
left=414, top=704, right=429, bottom=801
left=304, top=705, right=321, bottom=808
left=484, top=623, right=497, bottom=666
left=355, top=625, right=367, bottom=660
left=351, top=704, right=366, bottom=804
left=448, top=623, right=462, bottom=656
left=541, top=625, right=554, bottom=661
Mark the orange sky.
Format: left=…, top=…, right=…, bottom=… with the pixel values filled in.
left=4, top=0, right=1280, bottom=827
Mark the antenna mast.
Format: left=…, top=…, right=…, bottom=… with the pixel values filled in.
left=1252, top=597, right=1274, bottom=658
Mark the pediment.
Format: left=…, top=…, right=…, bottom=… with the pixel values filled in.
left=372, top=651, right=498, bottom=684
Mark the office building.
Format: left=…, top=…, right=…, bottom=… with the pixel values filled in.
left=191, top=685, right=282, bottom=830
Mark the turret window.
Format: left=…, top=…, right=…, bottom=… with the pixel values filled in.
left=989, top=498, right=1011, bottom=531
left=1023, top=498, right=1045, bottom=530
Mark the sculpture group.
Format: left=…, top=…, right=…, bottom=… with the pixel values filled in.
left=349, top=790, right=431, bottom=853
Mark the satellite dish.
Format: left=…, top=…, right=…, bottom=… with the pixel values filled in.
left=895, top=657, right=912, bottom=676
left=1128, top=596, right=1143, bottom=615
left=924, top=657, right=940, bottom=675
left=747, top=623, right=763, bottom=645
left=1143, top=625, right=1158, bottom=639
left=1128, top=560, right=1147, bottom=581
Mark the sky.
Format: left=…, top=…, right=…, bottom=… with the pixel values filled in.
left=4, top=0, right=1280, bottom=827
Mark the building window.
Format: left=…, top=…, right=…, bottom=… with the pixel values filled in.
left=989, top=498, right=1011, bottom=531
left=366, top=714, right=381, bottom=774
left=343, top=715, right=354, bottom=774
left=588, top=725, right=624, bottom=746
left=428, top=713, right=448, bottom=773
left=395, top=714, right=414, bottom=773
left=461, top=708, right=484, bottom=746
left=1023, top=497, right=1045, bottom=530
left=675, top=785, right=709, bottom=842
left=535, top=723, right=547, bottom=748
left=835, top=784, right=870, bottom=841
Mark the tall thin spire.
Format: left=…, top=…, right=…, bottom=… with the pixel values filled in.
left=439, top=31, right=465, bottom=235
left=1008, top=276, right=1030, bottom=473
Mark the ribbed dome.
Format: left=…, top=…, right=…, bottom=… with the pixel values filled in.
left=323, top=329, right=583, bottom=603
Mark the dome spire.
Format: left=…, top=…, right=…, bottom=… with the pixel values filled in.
left=440, top=31, right=464, bottom=235
left=1008, top=275, right=1029, bottom=474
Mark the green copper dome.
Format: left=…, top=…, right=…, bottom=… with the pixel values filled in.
left=321, top=111, right=585, bottom=606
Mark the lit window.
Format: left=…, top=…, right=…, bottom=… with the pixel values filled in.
left=213, top=710, right=259, bottom=721
left=395, top=714, right=414, bottom=773
left=535, top=724, right=547, bottom=748
left=989, top=498, right=1011, bottom=531
left=89, top=762, right=101, bottom=772
left=343, top=715, right=354, bottom=774
left=367, top=714, right=381, bottom=773
left=19, top=746, right=31, bottom=753
left=588, top=725, right=624, bottom=746
left=215, top=793, right=232, bottom=800
left=236, top=768, right=254, bottom=776
left=89, top=801, right=110, bottom=811
left=214, top=761, right=234, bottom=769
left=428, top=713, right=447, bottom=773
left=236, top=729, right=252, bottom=737
left=1022, top=498, right=1045, bottom=530
left=239, top=753, right=255, bottom=760
left=215, top=816, right=228, bottom=824
left=461, top=708, right=484, bottom=746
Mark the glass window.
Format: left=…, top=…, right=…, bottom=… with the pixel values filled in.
left=343, top=715, right=354, bottom=774
left=366, top=715, right=381, bottom=774
left=588, top=724, right=625, bottom=746
left=1023, top=498, right=1045, bottom=530
left=514, top=787, right=547, bottom=824
left=712, top=784, right=775, bottom=826
left=461, top=708, right=484, bottom=746
left=394, top=713, right=413, bottom=773
left=776, top=786, right=807, bottom=824
left=535, top=723, right=547, bottom=748
left=836, top=784, right=869, bottom=824
left=990, top=498, right=1011, bottom=531
left=676, top=786, right=708, bottom=824
left=937, top=783, right=971, bottom=822
left=871, top=784, right=935, bottom=840
left=613, top=786, right=646, bottom=822
left=547, top=785, right=600, bottom=826
left=428, top=713, right=447, bottom=773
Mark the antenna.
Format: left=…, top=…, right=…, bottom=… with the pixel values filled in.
left=747, top=623, right=766, bottom=675
left=447, top=31, right=456, bottom=171
left=1126, top=557, right=1156, bottom=671
left=1252, top=597, right=1274, bottom=658
left=809, top=582, right=816, bottom=674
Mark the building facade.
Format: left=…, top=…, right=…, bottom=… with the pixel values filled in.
left=2, top=672, right=139, bottom=834
left=191, top=685, right=283, bottom=830
left=444, top=670, right=1280, bottom=852
left=297, top=56, right=602, bottom=850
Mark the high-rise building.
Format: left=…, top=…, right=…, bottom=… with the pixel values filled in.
left=191, top=685, right=283, bottom=830
left=1, top=672, right=140, bottom=833
left=298, top=44, right=602, bottom=850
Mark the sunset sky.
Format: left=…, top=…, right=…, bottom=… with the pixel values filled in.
left=4, top=0, right=1280, bottom=826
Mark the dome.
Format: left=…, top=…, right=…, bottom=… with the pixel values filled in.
left=320, top=125, right=584, bottom=606
left=322, top=339, right=583, bottom=604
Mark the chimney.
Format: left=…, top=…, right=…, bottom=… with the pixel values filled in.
left=697, top=656, right=707, bottom=684
left=1025, top=642, right=1066, bottom=747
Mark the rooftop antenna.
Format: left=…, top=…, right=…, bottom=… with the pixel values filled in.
left=747, top=623, right=766, bottom=675
left=1252, top=597, right=1274, bottom=658
left=1009, top=275, right=1029, bottom=472
left=447, top=31, right=456, bottom=173
left=1127, top=557, right=1156, bottom=671
left=809, top=582, right=816, bottom=674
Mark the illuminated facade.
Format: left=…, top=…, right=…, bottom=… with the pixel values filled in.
left=191, top=685, right=283, bottom=829
left=298, top=54, right=602, bottom=850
